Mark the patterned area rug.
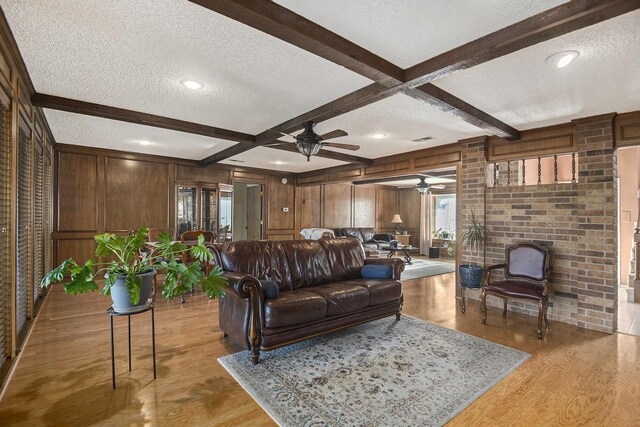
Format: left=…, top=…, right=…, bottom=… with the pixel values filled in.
left=219, top=316, right=530, bottom=426
left=400, top=259, right=455, bottom=280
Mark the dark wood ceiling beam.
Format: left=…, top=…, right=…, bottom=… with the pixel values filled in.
left=200, top=0, right=637, bottom=165
left=31, top=93, right=255, bottom=144
left=201, top=83, right=402, bottom=165
left=406, top=84, right=521, bottom=140
left=404, top=0, right=640, bottom=86
left=265, top=142, right=373, bottom=165
left=188, top=0, right=404, bottom=86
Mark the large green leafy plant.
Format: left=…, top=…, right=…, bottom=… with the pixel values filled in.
left=459, top=210, right=490, bottom=264
left=41, top=227, right=226, bottom=303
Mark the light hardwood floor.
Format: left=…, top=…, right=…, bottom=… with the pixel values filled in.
left=1, top=273, right=640, bottom=426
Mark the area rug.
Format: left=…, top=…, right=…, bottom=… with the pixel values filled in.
left=400, top=259, right=455, bottom=280
left=219, top=316, right=530, bottom=426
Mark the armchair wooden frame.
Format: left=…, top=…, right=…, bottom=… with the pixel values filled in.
left=480, top=242, right=551, bottom=339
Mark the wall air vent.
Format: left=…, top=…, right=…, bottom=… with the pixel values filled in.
left=228, top=159, right=246, bottom=163
left=411, top=136, right=434, bottom=142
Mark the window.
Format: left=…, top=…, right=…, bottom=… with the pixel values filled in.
left=432, top=194, right=456, bottom=240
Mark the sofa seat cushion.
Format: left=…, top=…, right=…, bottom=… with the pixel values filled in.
left=484, top=280, right=544, bottom=301
left=307, top=282, right=370, bottom=316
left=264, top=290, right=327, bottom=328
left=347, top=278, right=402, bottom=306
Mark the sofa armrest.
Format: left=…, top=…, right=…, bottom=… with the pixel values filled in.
left=372, top=233, right=394, bottom=243
left=364, top=258, right=405, bottom=280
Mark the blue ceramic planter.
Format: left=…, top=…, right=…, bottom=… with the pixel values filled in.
left=459, top=265, right=484, bottom=289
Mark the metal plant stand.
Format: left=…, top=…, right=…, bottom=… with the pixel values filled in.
left=107, top=304, right=156, bottom=389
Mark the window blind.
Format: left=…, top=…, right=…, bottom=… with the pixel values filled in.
left=33, top=144, right=43, bottom=304
left=0, top=104, right=9, bottom=364
left=43, top=153, right=52, bottom=278
left=16, top=127, right=31, bottom=336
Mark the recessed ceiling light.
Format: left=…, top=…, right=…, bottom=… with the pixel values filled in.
left=372, top=133, right=386, bottom=139
left=139, top=140, right=151, bottom=146
left=274, top=161, right=284, bottom=165
left=180, top=79, right=204, bottom=90
left=546, top=50, right=580, bottom=68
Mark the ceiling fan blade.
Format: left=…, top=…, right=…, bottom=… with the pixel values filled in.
left=263, top=139, right=293, bottom=147
left=431, top=184, right=446, bottom=189
left=318, top=129, right=348, bottom=140
left=322, top=142, right=360, bottom=151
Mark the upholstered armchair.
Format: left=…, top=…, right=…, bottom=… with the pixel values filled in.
left=481, top=242, right=551, bottom=339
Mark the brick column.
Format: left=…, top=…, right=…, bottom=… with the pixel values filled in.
left=573, top=113, right=618, bottom=333
left=460, top=137, right=488, bottom=269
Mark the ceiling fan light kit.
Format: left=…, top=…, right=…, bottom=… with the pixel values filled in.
left=296, top=140, right=322, bottom=161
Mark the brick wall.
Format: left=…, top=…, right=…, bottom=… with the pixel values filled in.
left=460, top=114, right=618, bottom=333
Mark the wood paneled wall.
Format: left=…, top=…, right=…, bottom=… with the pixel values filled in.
left=398, top=188, right=421, bottom=247
left=54, top=145, right=295, bottom=263
left=294, top=183, right=401, bottom=235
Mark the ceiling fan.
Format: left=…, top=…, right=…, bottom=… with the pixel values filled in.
left=415, top=176, right=445, bottom=195
left=267, top=121, right=360, bottom=161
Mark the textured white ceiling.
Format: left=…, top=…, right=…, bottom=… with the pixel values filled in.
left=435, top=10, right=640, bottom=130
left=2, top=1, right=638, bottom=173
left=0, top=0, right=370, bottom=134
left=310, top=93, right=486, bottom=159
left=274, top=0, right=569, bottom=68
left=44, top=109, right=238, bottom=160
left=221, top=146, right=346, bottom=173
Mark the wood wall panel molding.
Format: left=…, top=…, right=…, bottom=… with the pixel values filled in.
left=615, top=111, right=640, bottom=148
left=322, top=183, right=353, bottom=228
left=104, top=157, right=170, bottom=231
left=266, top=233, right=296, bottom=241
left=364, top=160, right=411, bottom=176
left=232, top=170, right=267, bottom=181
left=56, top=152, right=99, bottom=232
left=375, top=187, right=399, bottom=232
left=414, top=150, right=461, bottom=169
left=297, top=175, right=326, bottom=185
left=55, top=239, right=95, bottom=266
left=487, top=123, right=577, bottom=161
left=295, top=185, right=321, bottom=230
left=266, top=175, right=294, bottom=231
left=353, top=185, right=376, bottom=228
left=176, top=164, right=231, bottom=183
left=332, top=168, right=363, bottom=180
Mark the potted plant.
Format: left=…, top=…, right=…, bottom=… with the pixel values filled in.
left=458, top=211, right=490, bottom=288
left=41, top=227, right=227, bottom=312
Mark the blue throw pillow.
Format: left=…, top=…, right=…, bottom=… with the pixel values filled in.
left=361, top=264, right=392, bottom=279
left=260, top=280, right=280, bottom=299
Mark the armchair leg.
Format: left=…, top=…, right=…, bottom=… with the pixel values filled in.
left=544, top=300, right=550, bottom=329
left=481, top=289, right=487, bottom=324
left=503, top=299, right=508, bottom=318
left=251, top=349, right=260, bottom=365
left=537, top=301, right=544, bottom=339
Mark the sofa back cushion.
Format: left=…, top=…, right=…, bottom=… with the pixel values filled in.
left=318, top=238, right=366, bottom=282
left=358, top=228, right=376, bottom=243
left=221, top=240, right=293, bottom=290
left=279, top=240, right=333, bottom=288
left=339, top=228, right=363, bottom=242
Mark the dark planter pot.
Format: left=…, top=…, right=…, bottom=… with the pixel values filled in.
left=428, top=247, right=440, bottom=258
left=459, top=264, right=484, bottom=289
left=110, top=270, right=155, bottom=313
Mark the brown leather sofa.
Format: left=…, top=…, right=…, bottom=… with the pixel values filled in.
left=333, top=227, right=395, bottom=249
left=215, top=238, right=404, bottom=364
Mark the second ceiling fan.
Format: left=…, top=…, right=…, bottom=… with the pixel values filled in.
left=268, top=121, right=360, bottom=161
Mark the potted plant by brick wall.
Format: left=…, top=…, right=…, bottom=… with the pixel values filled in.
left=459, top=211, right=490, bottom=289
left=41, top=227, right=226, bottom=312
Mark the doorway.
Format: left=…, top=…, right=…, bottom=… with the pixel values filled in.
left=233, top=182, right=264, bottom=241
left=617, top=146, right=640, bottom=335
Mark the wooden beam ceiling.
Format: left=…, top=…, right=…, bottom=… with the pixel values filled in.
left=197, top=0, right=638, bottom=165
left=188, top=0, right=403, bottom=87
left=265, top=143, right=373, bottom=165
left=405, top=84, right=521, bottom=140
left=31, top=93, right=374, bottom=166
left=31, top=93, right=255, bottom=143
